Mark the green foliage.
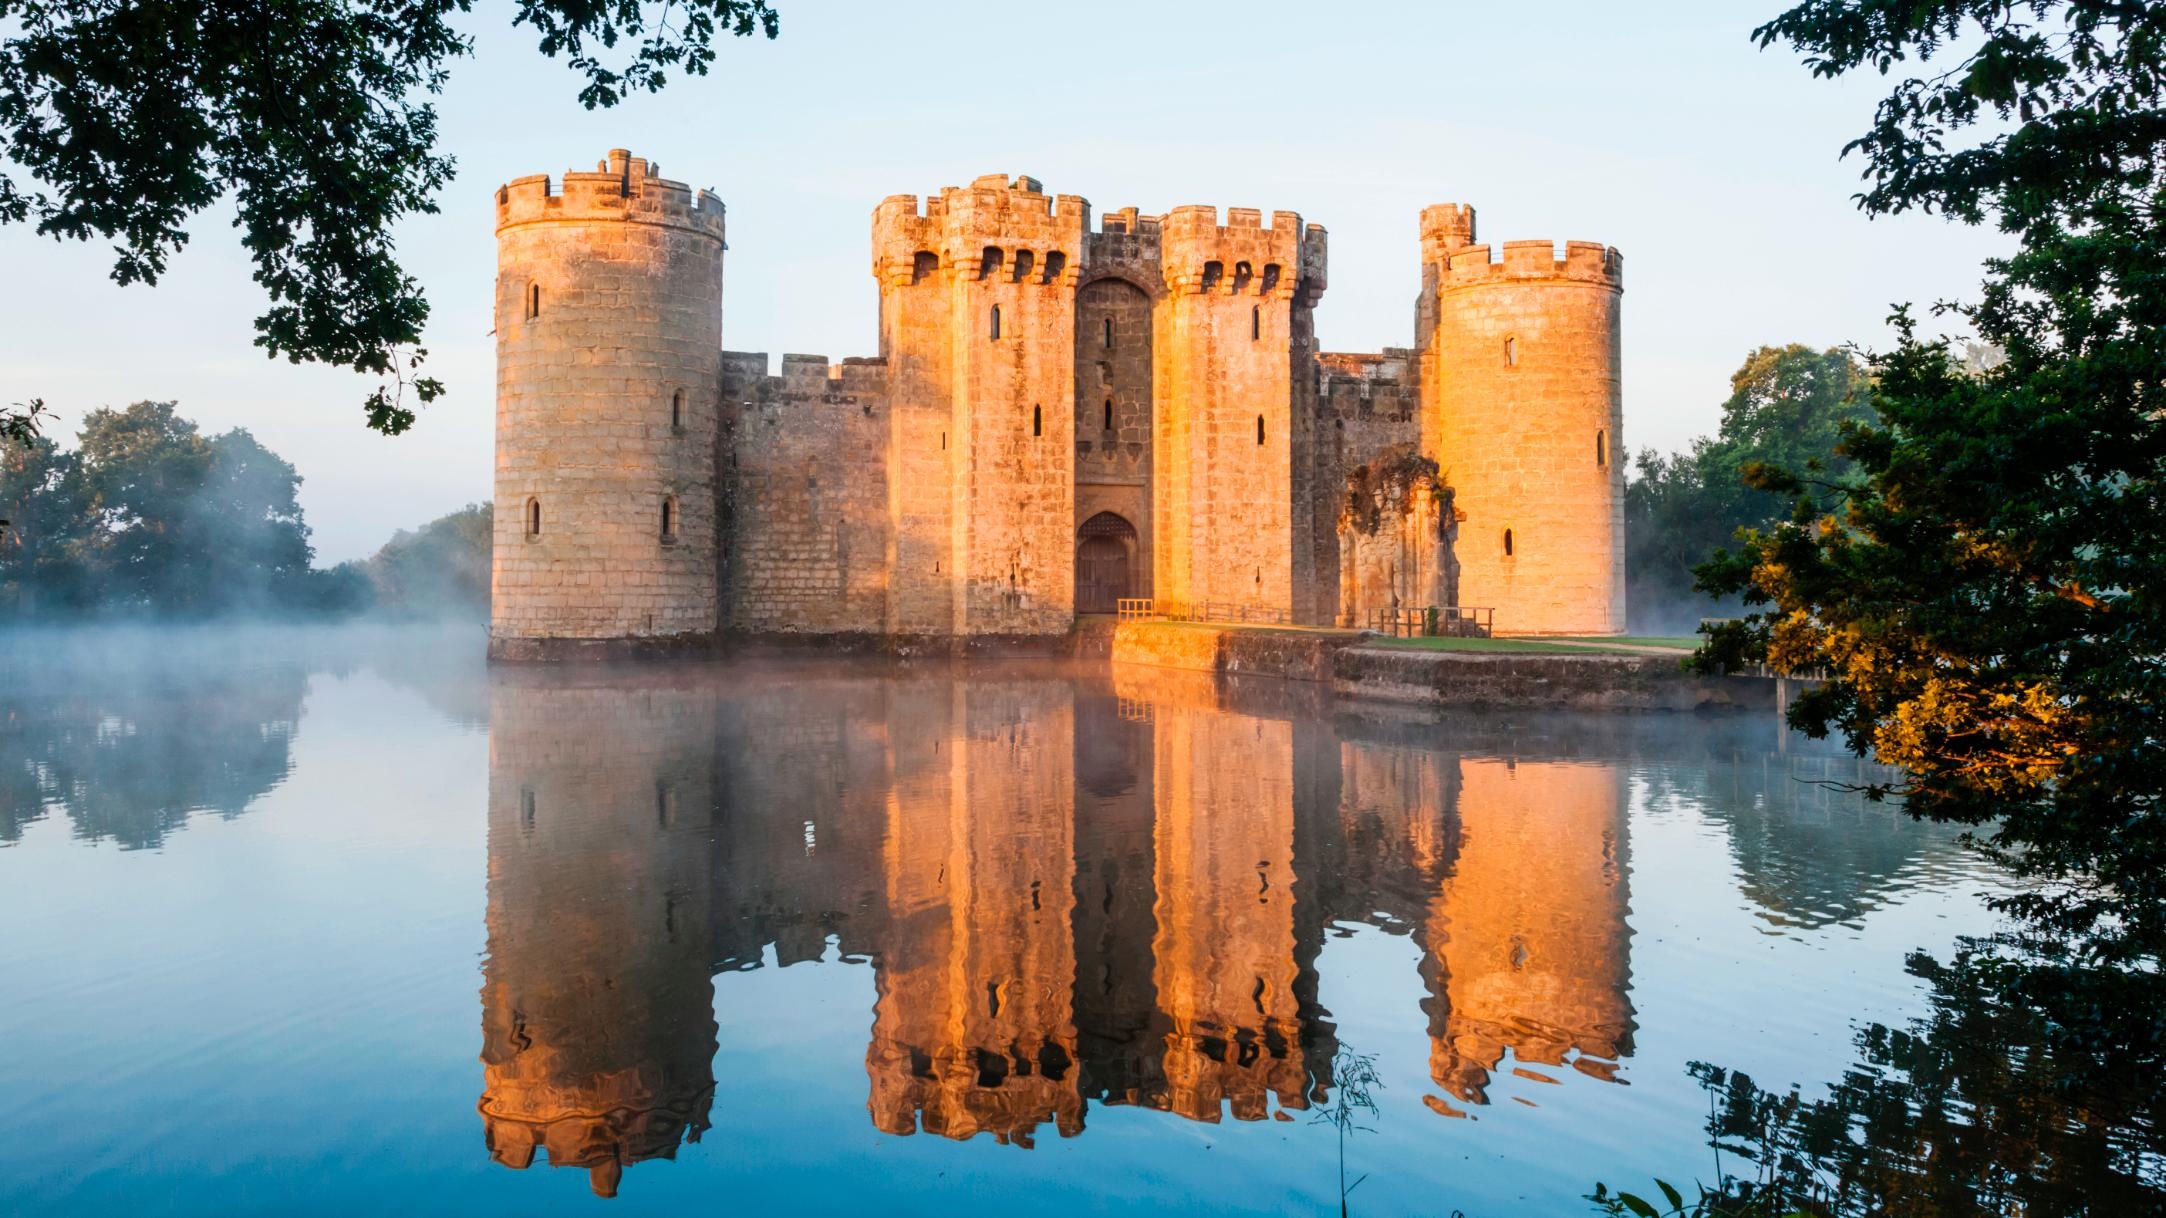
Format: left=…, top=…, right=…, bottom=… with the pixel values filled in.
left=1625, top=345, right=1871, bottom=629
left=361, top=502, right=491, bottom=619
left=1701, top=0, right=2166, bottom=959
left=0, top=401, right=320, bottom=616
left=0, top=0, right=780, bottom=433
left=1597, top=933, right=2166, bottom=1216
left=1341, top=443, right=1447, bottom=538
left=1, top=396, right=47, bottom=450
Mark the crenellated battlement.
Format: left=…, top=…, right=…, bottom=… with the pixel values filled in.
left=496, top=154, right=1627, bottom=652
left=723, top=351, right=891, bottom=404
left=871, top=172, right=1086, bottom=288
left=1157, top=204, right=1324, bottom=298
left=495, top=149, right=725, bottom=241
left=1438, top=238, right=1622, bottom=291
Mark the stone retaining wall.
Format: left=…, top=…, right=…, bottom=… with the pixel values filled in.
left=1102, top=620, right=1766, bottom=712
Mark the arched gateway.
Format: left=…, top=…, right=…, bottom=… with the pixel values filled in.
left=1075, top=512, right=1139, bottom=614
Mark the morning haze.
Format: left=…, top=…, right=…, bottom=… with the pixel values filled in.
left=0, top=0, right=2000, bottom=565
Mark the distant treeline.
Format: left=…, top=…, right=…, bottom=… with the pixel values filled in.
left=0, top=401, right=489, bottom=620
left=1625, top=344, right=1874, bottom=633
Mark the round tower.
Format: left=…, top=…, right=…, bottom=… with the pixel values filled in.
left=490, top=149, right=725, bottom=660
left=1422, top=209, right=1623, bottom=635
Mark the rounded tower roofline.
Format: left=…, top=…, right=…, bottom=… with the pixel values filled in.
left=495, top=148, right=725, bottom=243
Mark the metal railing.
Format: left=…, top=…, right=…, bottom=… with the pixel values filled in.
left=1364, top=605, right=1494, bottom=638
left=1154, top=601, right=1295, bottom=627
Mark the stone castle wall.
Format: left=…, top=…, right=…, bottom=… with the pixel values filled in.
left=1310, top=351, right=1423, bottom=626
left=491, top=154, right=1625, bottom=651
left=490, top=151, right=724, bottom=658
left=720, top=353, right=890, bottom=635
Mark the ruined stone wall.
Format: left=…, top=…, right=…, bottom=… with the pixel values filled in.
left=1153, top=208, right=1326, bottom=622
left=1310, top=352, right=1424, bottom=625
left=1337, top=454, right=1453, bottom=629
left=491, top=150, right=724, bottom=656
left=1423, top=206, right=1624, bottom=634
left=722, top=353, right=890, bottom=635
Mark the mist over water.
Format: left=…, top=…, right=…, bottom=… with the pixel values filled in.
left=0, top=625, right=2002, bottom=1216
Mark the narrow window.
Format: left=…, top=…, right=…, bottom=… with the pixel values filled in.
left=1257, top=414, right=1266, bottom=445
left=1504, top=336, right=1518, bottom=367
left=525, top=283, right=540, bottom=320
left=660, top=495, right=678, bottom=542
left=979, top=246, right=1002, bottom=279
left=656, top=783, right=675, bottom=829
left=670, top=389, right=684, bottom=431
left=1032, top=404, right=1042, bottom=437
left=1596, top=428, right=1608, bottom=467
left=1503, top=528, right=1515, bottom=557
left=990, top=305, right=1001, bottom=340
left=1103, top=317, right=1113, bottom=348
left=941, top=430, right=947, bottom=451
left=1103, top=399, right=1113, bottom=430
left=525, top=498, right=541, bottom=538
left=1251, top=305, right=1260, bottom=341
left=520, top=788, right=536, bottom=833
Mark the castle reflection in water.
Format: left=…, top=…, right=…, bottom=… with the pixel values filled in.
left=477, top=665, right=1635, bottom=1196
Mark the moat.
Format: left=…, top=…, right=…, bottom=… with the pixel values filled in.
left=0, top=627, right=2008, bottom=1216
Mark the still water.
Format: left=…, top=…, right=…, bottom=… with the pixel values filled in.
left=0, top=627, right=2003, bottom=1216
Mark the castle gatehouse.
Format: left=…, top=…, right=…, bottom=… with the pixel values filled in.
left=490, top=150, right=1624, bottom=659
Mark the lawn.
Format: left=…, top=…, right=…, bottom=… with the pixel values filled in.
left=1364, top=635, right=1623, bottom=654
left=1549, top=635, right=1702, bottom=650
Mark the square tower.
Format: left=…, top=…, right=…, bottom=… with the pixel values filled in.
left=874, top=175, right=1088, bottom=636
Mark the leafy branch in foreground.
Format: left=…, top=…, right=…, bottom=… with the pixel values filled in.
left=0, top=0, right=780, bottom=434
left=1696, top=0, right=2166, bottom=962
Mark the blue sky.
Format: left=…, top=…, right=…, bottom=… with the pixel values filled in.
left=0, top=0, right=2005, bottom=563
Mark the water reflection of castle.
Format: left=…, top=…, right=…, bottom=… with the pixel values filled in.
left=478, top=667, right=1636, bottom=1192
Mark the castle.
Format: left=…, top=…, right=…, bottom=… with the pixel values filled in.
left=489, top=150, right=1623, bottom=658
left=479, top=665, right=1636, bottom=1190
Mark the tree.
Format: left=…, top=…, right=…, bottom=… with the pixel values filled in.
left=364, top=502, right=492, bottom=618
left=0, top=1, right=781, bottom=434
left=1698, top=1, right=2166, bottom=959
left=1626, top=345, right=1871, bottom=629
left=0, top=428, right=91, bottom=613
left=15, top=401, right=323, bottom=615
left=1594, top=934, right=2166, bottom=1217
